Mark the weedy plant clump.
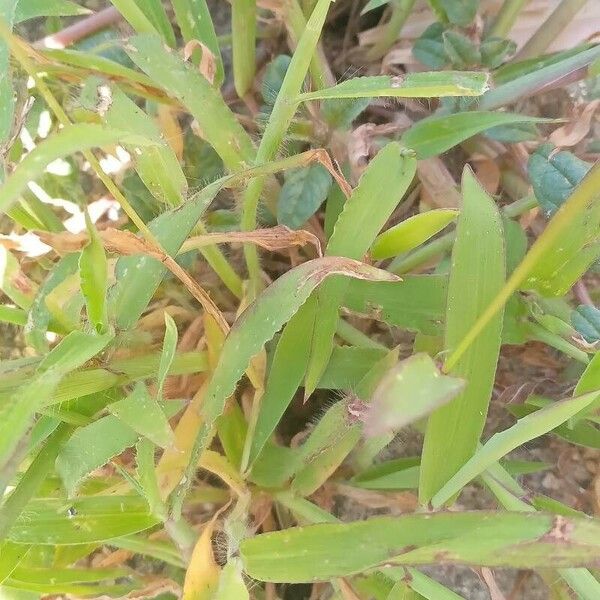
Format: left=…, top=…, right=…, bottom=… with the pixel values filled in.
left=0, top=0, right=599, bottom=598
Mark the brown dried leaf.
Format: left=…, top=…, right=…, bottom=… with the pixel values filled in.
left=418, top=157, right=461, bottom=208
left=549, top=100, right=600, bottom=148
left=183, top=39, right=216, bottom=84
left=157, top=105, right=184, bottom=160
left=101, top=229, right=230, bottom=333
left=180, top=225, right=322, bottom=256
left=36, top=230, right=88, bottom=254
left=474, top=158, right=501, bottom=195
left=479, top=568, right=507, bottom=600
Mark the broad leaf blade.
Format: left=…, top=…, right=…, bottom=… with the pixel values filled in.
left=241, top=511, right=600, bottom=582
left=419, top=169, right=505, bottom=503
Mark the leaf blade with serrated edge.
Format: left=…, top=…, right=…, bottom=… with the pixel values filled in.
left=170, top=256, right=399, bottom=512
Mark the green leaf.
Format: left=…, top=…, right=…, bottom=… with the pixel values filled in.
left=317, top=346, right=388, bottom=390
left=9, top=566, right=127, bottom=585
left=363, top=353, right=464, bottom=437
left=80, top=215, right=108, bottom=333
left=214, top=559, right=249, bottom=599
left=321, top=98, right=370, bottom=130
left=572, top=305, right=600, bottom=343
left=439, top=0, right=477, bottom=26
left=0, top=124, right=157, bottom=215
left=26, top=253, right=79, bottom=352
left=134, top=0, right=175, bottom=46
left=303, top=144, right=417, bottom=398
left=480, top=37, right=516, bottom=69
left=351, top=457, right=420, bottom=490
left=7, top=496, right=158, bottom=544
left=298, top=71, right=488, bottom=101
left=261, top=54, right=291, bottom=104
left=157, top=312, right=178, bottom=401
left=171, top=257, right=399, bottom=508
left=104, top=86, right=187, bottom=207
left=39, top=330, right=113, bottom=373
left=240, top=511, right=600, bottom=582
left=108, top=383, right=174, bottom=448
left=277, top=164, right=332, bottom=229
left=485, top=121, right=539, bottom=143
left=361, top=0, right=391, bottom=14
left=522, top=163, right=600, bottom=297
left=481, top=44, right=600, bottom=110
left=110, top=0, right=160, bottom=37
left=110, top=183, right=220, bottom=329
left=412, top=22, right=448, bottom=69
left=431, top=389, right=600, bottom=506
left=0, top=541, right=29, bottom=583
left=402, top=112, right=546, bottom=159
left=528, top=143, right=592, bottom=217
left=443, top=31, right=480, bottom=67
left=344, top=275, right=447, bottom=335
left=291, top=400, right=361, bottom=496
left=135, top=439, right=165, bottom=519
left=124, top=34, right=251, bottom=170
left=56, top=397, right=181, bottom=495
left=420, top=169, right=505, bottom=503
left=372, top=209, right=457, bottom=259
left=247, top=296, right=317, bottom=467
left=14, top=0, right=90, bottom=22
left=171, top=0, right=224, bottom=86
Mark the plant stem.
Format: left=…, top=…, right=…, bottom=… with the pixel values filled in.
left=444, top=163, right=600, bottom=373
left=0, top=23, right=157, bottom=246
left=232, top=0, right=256, bottom=98
left=487, top=0, right=527, bottom=38
left=526, top=321, right=589, bottom=364
left=367, top=0, right=416, bottom=60
left=336, top=319, right=387, bottom=349
left=240, top=0, right=333, bottom=291
left=515, top=0, right=588, bottom=61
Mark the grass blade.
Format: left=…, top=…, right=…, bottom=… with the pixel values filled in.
left=232, top=0, right=256, bottom=97
left=171, top=0, right=224, bottom=86
left=124, top=34, right=253, bottom=171
left=0, top=123, right=156, bottom=214
left=297, top=71, right=489, bottom=101
left=241, top=511, right=600, bottom=581
left=170, top=257, right=399, bottom=514
left=303, top=144, right=417, bottom=397
left=419, top=168, right=505, bottom=503
left=431, top=389, right=600, bottom=506
left=402, top=113, right=548, bottom=159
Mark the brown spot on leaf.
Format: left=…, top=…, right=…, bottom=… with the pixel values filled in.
left=544, top=515, right=574, bottom=542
